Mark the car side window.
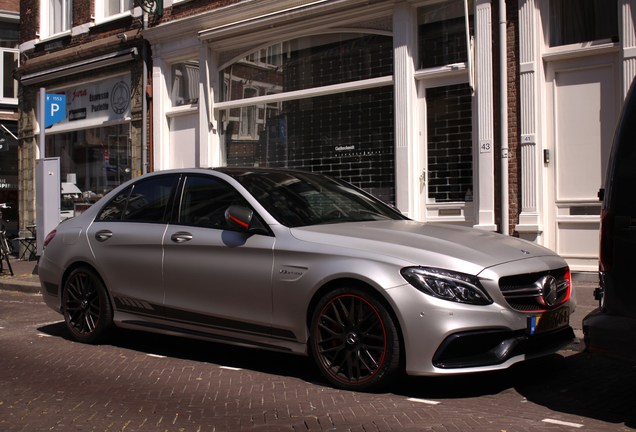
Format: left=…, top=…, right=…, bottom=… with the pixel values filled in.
left=179, top=175, right=247, bottom=229
left=96, top=175, right=179, bottom=223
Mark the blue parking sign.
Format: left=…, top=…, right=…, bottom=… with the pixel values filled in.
left=45, top=94, right=66, bottom=128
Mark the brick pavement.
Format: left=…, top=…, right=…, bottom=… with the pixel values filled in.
left=1, top=263, right=635, bottom=431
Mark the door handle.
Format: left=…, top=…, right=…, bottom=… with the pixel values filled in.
left=171, top=232, right=193, bottom=243
left=95, top=230, right=113, bottom=242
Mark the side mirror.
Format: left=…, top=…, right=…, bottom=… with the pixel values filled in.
left=225, top=205, right=269, bottom=235
left=598, top=188, right=605, bottom=201
left=225, top=205, right=253, bottom=231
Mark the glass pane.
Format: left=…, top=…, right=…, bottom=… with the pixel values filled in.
left=46, top=123, right=132, bottom=206
left=49, top=0, right=71, bottom=34
left=223, top=86, right=395, bottom=204
left=0, top=22, right=19, bottom=46
left=3, top=51, right=17, bottom=99
left=220, top=34, right=392, bottom=102
left=122, top=176, right=178, bottom=222
left=97, top=187, right=131, bottom=221
left=418, top=0, right=473, bottom=69
left=427, top=84, right=473, bottom=203
left=550, top=0, right=618, bottom=46
left=105, top=0, right=133, bottom=16
left=179, top=176, right=246, bottom=229
left=171, top=60, right=200, bottom=106
left=105, top=0, right=119, bottom=16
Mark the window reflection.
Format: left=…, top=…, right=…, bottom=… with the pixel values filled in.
left=427, top=84, right=473, bottom=203
left=418, top=0, right=473, bottom=70
left=220, top=33, right=394, bottom=203
left=171, top=60, right=200, bottom=106
left=46, top=124, right=132, bottom=213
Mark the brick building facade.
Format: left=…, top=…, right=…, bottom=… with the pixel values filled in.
left=16, top=0, right=636, bottom=271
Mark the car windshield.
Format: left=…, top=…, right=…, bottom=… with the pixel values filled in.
left=228, top=170, right=407, bottom=227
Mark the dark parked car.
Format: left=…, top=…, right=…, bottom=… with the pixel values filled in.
left=583, top=78, right=636, bottom=362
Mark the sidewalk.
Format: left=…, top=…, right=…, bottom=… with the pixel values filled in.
left=0, top=257, right=40, bottom=293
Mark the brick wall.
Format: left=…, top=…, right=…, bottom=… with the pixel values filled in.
left=0, top=0, right=18, bottom=12
left=507, top=0, right=520, bottom=235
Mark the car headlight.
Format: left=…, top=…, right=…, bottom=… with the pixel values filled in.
left=401, top=267, right=493, bottom=305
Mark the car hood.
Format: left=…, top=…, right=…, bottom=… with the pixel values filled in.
left=290, top=220, right=556, bottom=274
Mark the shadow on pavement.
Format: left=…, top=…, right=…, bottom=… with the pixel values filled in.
left=37, top=321, right=324, bottom=384
left=38, top=322, right=636, bottom=429
left=394, top=352, right=636, bottom=429
left=516, top=352, right=636, bottom=428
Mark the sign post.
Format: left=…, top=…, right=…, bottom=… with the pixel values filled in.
left=36, top=88, right=65, bottom=257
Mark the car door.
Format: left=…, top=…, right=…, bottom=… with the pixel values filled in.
left=86, top=174, right=180, bottom=317
left=162, top=174, right=277, bottom=345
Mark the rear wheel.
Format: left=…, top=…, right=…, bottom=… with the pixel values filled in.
left=62, top=267, right=113, bottom=344
left=310, top=287, right=401, bottom=391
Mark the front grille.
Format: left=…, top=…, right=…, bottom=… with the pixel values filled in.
left=499, top=267, right=570, bottom=312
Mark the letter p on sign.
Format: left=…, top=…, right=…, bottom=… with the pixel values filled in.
left=45, top=94, right=66, bottom=128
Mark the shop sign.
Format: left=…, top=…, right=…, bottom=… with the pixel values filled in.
left=54, top=75, right=131, bottom=128
left=0, top=178, right=17, bottom=189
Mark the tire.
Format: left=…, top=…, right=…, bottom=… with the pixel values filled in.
left=62, top=267, right=113, bottom=344
left=310, top=287, right=401, bottom=391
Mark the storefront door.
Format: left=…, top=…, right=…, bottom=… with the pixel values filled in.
left=546, top=54, right=618, bottom=271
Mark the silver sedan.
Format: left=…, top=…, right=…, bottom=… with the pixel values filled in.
left=38, top=168, right=576, bottom=391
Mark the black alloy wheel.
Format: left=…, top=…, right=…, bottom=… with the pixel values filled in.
left=62, top=267, right=113, bottom=344
left=310, top=287, right=401, bottom=391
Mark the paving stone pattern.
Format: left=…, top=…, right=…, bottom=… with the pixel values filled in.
left=0, top=279, right=635, bottom=431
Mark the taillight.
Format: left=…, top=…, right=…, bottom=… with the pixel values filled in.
left=43, top=229, right=57, bottom=248
left=599, top=209, right=614, bottom=272
left=563, top=266, right=572, bottom=303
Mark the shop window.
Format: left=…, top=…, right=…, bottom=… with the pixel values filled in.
left=171, top=60, right=200, bottom=106
left=46, top=124, right=132, bottom=215
left=221, top=33, right=393, bottom=102
left=223, top=86, right=395, bottom=204
left=426, top=84, right=473, bottom=203
left=220, top=33, right=395, bottom=203
left=40, top=0, right=72, bottom=38
left=549, top=0, right=618, bottom=47
left=418, top=0, right=473, bottom=70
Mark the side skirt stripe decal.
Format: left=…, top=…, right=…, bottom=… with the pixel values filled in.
left=113, top=296, right=297, bottom=341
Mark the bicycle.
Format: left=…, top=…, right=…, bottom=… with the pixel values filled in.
left=0, top=229, right=13, bottom=276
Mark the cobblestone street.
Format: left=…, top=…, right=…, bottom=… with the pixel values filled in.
left=1, top=277, right=635, bottom=431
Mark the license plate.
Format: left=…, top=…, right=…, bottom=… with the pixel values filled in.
left=527, top=307, right=570, bottom=335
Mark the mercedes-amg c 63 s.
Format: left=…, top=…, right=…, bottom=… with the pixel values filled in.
left=39, top=168, right=576, bottom=391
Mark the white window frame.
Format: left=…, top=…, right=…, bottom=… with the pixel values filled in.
left=39, top=0, right=72, bottom=39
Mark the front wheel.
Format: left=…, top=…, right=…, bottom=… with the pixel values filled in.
left=310, top=287, right=401, bottom=391
left=62, top=267, right=113, bottom=344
